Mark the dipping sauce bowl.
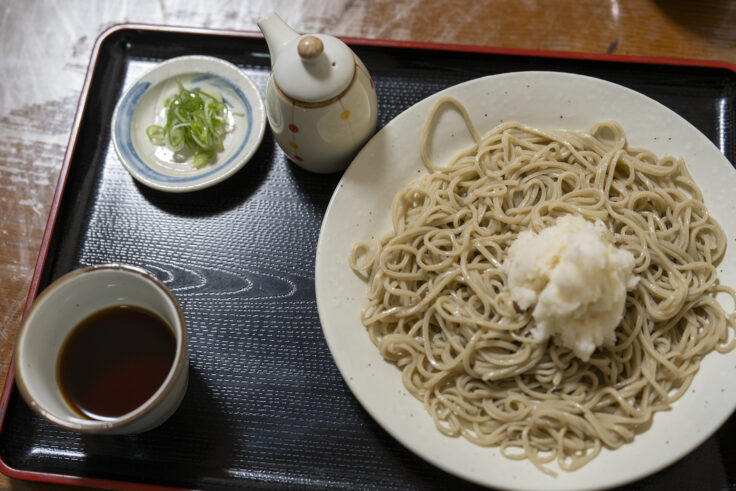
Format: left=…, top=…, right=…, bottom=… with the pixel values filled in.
left=14, top=264, right=188, bottom=434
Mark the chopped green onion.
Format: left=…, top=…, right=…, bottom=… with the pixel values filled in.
left=147, top=81, right=228, bottom=168
left=146, top=125, right=165, bottom=144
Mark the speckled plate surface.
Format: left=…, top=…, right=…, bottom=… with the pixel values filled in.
left=316, top=71, right=736, bottom=491
left=112, top=55, right=265, bottom=192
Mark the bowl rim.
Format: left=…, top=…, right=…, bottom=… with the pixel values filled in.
left=14, top=263, right=188, bottom=432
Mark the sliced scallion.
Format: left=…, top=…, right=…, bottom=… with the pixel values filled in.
left=147, top=81, right=228, bottom=168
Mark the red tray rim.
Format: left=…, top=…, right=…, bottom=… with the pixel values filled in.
left=2, top=21, right=735, bottom=490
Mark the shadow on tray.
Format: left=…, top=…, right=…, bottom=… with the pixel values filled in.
left=77, top=367, right=236, bottom=487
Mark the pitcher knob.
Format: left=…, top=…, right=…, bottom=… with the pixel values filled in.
left=297, top=36, right=324, bottom=60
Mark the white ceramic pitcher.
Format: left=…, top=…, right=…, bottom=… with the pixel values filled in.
left=257, top=12, right=378, bottom=173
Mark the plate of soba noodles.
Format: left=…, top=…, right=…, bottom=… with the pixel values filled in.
left=315, top=71, right=736, bottom=490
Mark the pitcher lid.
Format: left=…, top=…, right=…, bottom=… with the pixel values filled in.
left=273, top=34, right=355, bottom=104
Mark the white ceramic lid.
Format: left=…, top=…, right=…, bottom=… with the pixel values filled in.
left=273, top=34, right=355, bottom=103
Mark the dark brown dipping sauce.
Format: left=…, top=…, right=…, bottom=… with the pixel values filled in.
left=57, top=305, right=176, bottom=420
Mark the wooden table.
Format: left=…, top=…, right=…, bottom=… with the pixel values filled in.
left=1, top=0, right=735, bottom=488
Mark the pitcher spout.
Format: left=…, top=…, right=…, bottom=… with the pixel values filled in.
left=257, top=12, right=299, bottom=68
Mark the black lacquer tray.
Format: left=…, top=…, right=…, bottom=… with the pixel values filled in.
left=1, top=24, right=735, bottom=490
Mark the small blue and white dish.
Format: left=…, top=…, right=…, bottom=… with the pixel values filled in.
left=112, top=55, right=266, bottom=192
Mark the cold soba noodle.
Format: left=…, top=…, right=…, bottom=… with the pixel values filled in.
left=349, top=97, right=736, bottom=475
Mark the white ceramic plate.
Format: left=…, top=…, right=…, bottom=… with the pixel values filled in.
left=112, top=55, right=266, bottom=192
left=315, top=72, right=736, bottom=490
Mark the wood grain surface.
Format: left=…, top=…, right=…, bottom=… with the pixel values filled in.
left=1, top=0, right=736, bottom=489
